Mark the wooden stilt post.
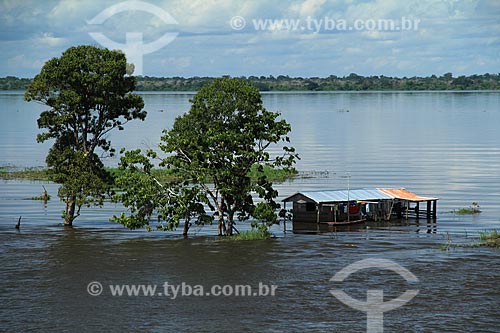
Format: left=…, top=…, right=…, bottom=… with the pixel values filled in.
left=283, top=202, right=287, bottom=233
left=432, top=200, right=437, bottom=218
left=416, top=202, right=420, bottom=219
left=316, top=204, right=320, bottom=232
left=334, top=204, right=337, bottom=223
left=426, top=200, right=431, bottom=219
left=316, top=205, right=320, bottom=224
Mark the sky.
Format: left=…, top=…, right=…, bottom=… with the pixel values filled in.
left=0, top=0, right=499, bottom=78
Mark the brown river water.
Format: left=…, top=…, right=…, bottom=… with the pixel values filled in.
left=1, top=91, right=499, bottom=332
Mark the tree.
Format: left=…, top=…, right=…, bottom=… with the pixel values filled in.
left=111, top=149, right=212, bottom=237
left=113, top=77, right=298, bottom=236
left=25, top=45, right=146, bottom=226
left=164, top=77, right=298, bottom=235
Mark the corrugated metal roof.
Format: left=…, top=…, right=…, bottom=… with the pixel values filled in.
left=283, top=188, right=393, bottom=203
left=378, top=188, right=438, bottom=202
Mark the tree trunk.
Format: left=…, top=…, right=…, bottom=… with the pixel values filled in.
left=183, top=212, right=190, bottom=238
left=226, top=211, right=235, bottom=236
left=64, top=196, right=76, bottom=226
left=41, top=186, right=49, bottom=203
left=217, top=208, right=226, bottom=236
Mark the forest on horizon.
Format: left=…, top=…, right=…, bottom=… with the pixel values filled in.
left=1, top=72, right=499, bottom=91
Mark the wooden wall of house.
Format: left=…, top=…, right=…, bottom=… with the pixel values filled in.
left=291, top=202, right=354, bottom=223
left=291, top=200, right=395, bottom=224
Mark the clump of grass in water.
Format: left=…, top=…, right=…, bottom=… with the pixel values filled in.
left=2, top=165, right=297, bottom=184
left=230, top=223, right=272, bottom=241
left=31, top=186, right=50, bottom=201
left=441, top=232, right=453, bottom=251
left=441, top=229, right=500, bottom=250
left=453, top=202, right=481, bottom=215
left=478, top=230, right=500, bottom=248
left=31, top=195, right=51, bottom=201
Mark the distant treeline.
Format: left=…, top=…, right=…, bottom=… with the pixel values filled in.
left=2, top=73, right=500, bottom=91
left=0, top=76, right=33, bottom=90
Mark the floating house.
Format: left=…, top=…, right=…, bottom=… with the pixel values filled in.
left=282, top=188, right=438, bottom=232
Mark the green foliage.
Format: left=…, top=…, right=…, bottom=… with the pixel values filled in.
left=454, top=202, right=481, bottom=214
left=0, top=164, right=296, bottom=183
left=114, top=77, right=298, bottom=236
left=253, top=202, right=278, bottom=225
left=5, top=73, right=500, bottom=92
left=160, top=77, right=298, bottom=235
left=442, top=230, right=500, bottom=250
left=31, top=194, right=51, bottom=201
left=230, top=227, right=272, bottom=241
left=479, top=229, right=498, bottom=241
left=133, top=73, right=500, bottom=91
left=478, top=230, right=500, bottom=247
left=0, top=166, right=49, bottom=181
left=25, top=45, right=146, bottom=153
left=51, top=149, right=113, bottom=223
left=0, top=76, right=32, bottom=90
left=229, top=202, right=278, bottom=240
left=247, top=164, right=297, bottom=182
left=24, top=45, right=145, bottom=225
left=111, top=149, right=212, bottom=234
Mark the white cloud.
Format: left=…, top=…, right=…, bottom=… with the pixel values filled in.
left=48, top=0, right=86, bottom=21
left=345, top=0, right=409, bottom=20
left=288, top=0, right=327, bottom=17
left=7, top=54, right=45, bottom=71
left=33, top=32, right=67, bottom=47
left=166, top=0, right=242, bottom=31
left=0, top=0, right=498, bottom=77
left=159, top=56, right=191, bottom=69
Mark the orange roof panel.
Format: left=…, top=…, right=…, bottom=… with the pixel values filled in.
left=378, top=188, right=438, bottom=202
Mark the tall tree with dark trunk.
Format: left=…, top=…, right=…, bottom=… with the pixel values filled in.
left=162, top=78, right=298, bottom=235
left=25, top=45, right=146, bottom=226
left=113, top=77, right=298, bottom=236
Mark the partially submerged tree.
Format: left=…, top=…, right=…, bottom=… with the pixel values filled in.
left=25, top=45, right=145, bottom=226
left=111, top=149, right=212, bottom=236
left=114, top=77, right=298, bottom=236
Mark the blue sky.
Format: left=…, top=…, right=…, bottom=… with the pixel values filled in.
left=1, top=0, right=499, bottom=78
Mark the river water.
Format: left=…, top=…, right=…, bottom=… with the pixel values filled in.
left=1, top=91, right=499, bottom=332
